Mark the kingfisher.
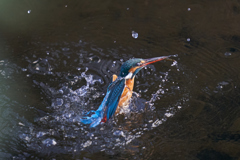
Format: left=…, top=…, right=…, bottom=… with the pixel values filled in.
left=80, top=56, right=173, bottom=127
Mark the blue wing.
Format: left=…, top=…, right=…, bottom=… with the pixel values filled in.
left=105, top=78, right=125, bottom=120
left=80, top=78, right=125, bottom=127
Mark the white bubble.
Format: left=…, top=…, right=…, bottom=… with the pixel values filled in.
left=187, top=38, right=190, bottom=42
left=27, top=10, right=31, bottom=14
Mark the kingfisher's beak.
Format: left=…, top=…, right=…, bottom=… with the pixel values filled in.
left=141, top=56, right=174, bottom=67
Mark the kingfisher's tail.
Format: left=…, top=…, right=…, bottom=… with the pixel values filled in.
left=80, top=78, right=125, bottom=128
left=80, top=92, right=109, bottom=128
left=80, top=110, right=104, bottom=128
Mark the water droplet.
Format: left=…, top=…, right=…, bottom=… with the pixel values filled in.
left=165, top=112, right=173, bottom=117
left=62, top=47, right=70, bottom=51
left=114, top=41, right=116, bottom=43
left=27, top=10, right=31, bottom=14
left=83, top=140, right=92, bottom=148
left=18, top=122, right=25, bottom=126
left=132, top=31, right=138, bottom=39
left=171, top=61, right=178, bottom=66
left=187, top=38, right=190, bottom=42
left=65, top=5, right=68, bottom=7
left=32, top=60, right=38, bottom=64
left=36, top=131, right=46, bottom=138
left=188, top=8, right=191, bottom=11
left=127, top=8, right=129, bottom=10
left=224, top=52, right=232, bottom=57
left=42, top=138, right=57, bottom=146
left=152, top=119, right=162, bottom=127
left=56, top=98, right=64, bottom=106
left=113, top=130, right=125, bottom=137
left=58, top=89, right=64, bottom=94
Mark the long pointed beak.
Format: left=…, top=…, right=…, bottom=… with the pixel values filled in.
left=141, top=56, right=174, bottom=67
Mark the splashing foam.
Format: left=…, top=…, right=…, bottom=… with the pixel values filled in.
left=18, top=58, right=187, bottom=155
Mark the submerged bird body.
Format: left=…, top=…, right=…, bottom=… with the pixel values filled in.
left=80, top=56, right=171, bottom=127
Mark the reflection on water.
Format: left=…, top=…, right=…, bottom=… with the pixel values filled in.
left=1, top=0, right=240, bottom=159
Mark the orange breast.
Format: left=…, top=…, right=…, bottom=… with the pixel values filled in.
left=111, top=74, right=135, bottom=114
left=121, top=78, right=134, bottom=97
left=116, top=78, right=135, bottom=114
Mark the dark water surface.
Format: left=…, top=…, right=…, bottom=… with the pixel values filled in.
left=1, top=0, right=240, bottom=159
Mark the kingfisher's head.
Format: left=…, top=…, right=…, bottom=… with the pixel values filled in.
left=119, top=56, right=170, bottom=79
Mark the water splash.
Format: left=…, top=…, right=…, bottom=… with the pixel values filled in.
left=19, top=62, right=185, bottom=156
left=12, top=41, right=187, bottom=157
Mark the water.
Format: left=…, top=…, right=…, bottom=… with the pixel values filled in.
left=132, top=31, right=138, bottom=39
left=1, top=0, right=240, bottom=159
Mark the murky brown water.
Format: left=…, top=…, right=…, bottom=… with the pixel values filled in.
left=1, top=0, right=240, bottom=159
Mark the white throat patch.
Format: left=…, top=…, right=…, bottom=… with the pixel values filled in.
left=125, top=72, right=133, bottom=79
